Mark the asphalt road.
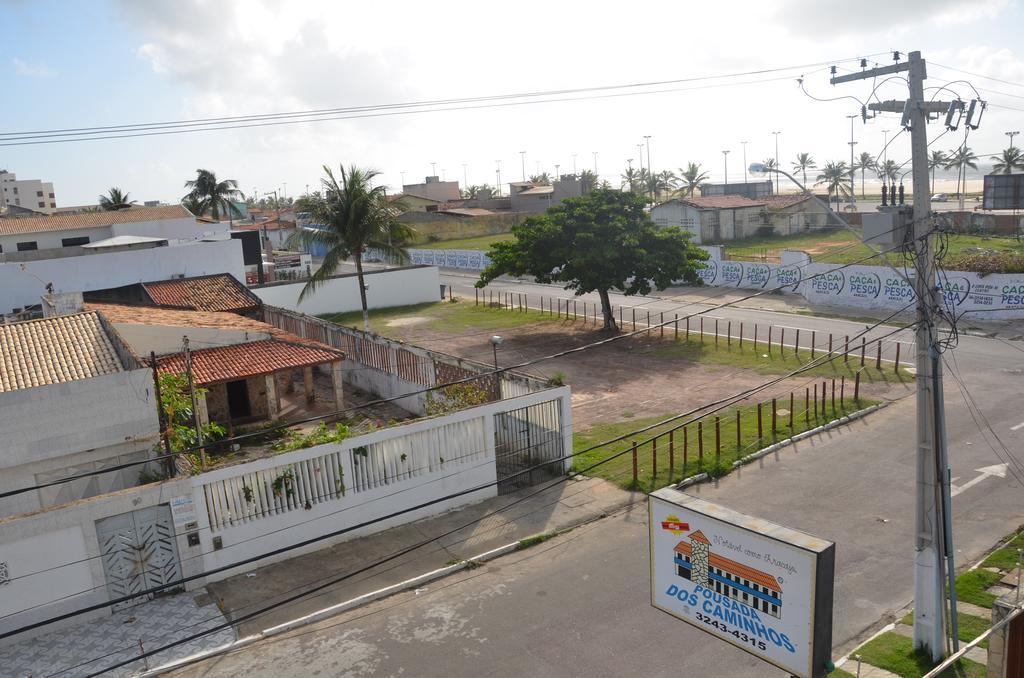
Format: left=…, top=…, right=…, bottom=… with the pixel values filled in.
left=172, top=280, right=1024, bottom=677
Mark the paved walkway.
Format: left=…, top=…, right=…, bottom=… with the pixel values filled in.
left=0, top=592, right=235, bottom=678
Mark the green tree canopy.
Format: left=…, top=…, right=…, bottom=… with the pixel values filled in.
left=476, top=189, right=708, bottom=331
left=182, top=169, right=243, bottom=220
left=98, top=187, right=135, bottom=211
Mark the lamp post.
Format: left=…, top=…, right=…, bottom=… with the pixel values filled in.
left=644, top=135, right=653, bottom=202
left=592, top=151, right=598, bottom=172
left=637, top=143, right=644, bottom=186
left=430, top=162, right=437, bottom=176
left=1007, top=130, right=1020, bottom=150
left=572, top=154, right=578, bottom=175
left=882, top=129, right=890, bottom=164
left=741, top=141, right=748, bottom=185
left=520, top=151, right=527, bottom=182
left=490, top=335, right=503, bottom=370
left=495, top=160, right=502, bottom=197
left=847, top=114, right=858, bottom=207
left=555, top=164, right=561, bottom=180
left=722, top=150, right=730, bottom=187
left=772, top=131, right=781, bottom=194
left=462, top=164, right=468, bottom=190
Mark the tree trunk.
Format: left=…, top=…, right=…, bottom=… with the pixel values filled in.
left=355, top=251, right=370, bottom=332
left=598, top=288, right=617, bottom=331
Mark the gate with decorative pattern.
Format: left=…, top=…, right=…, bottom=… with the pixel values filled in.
left=96, top=505, right=183, bottom=611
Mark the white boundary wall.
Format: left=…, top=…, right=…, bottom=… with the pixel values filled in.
left=251, top=265, right=441, bottom=315
left=412, top=246, right=1024, bottom=320
left=0, top=385, right=571, bottom=643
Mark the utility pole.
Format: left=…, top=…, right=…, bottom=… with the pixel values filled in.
left=832, top=50, right=955, bottom=663
left=572, top=153, right=578, bottom=175
left=520, top=151, right=526, bottom=182
left=592, top=151, right=598, bottom=173
left=495, top=160, right=502, bottom=197
left=462, top=164, right=468, bottom=190
left=182, top=336, right=206, bottom=471
left=847, top=114, right=858, bottom=207
left=722, top=150, right=730, bottom=187
left=644, top=135, right=653, bottom=203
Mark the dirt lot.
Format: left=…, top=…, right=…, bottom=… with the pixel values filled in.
left=376, top=317, right=911, bottom=431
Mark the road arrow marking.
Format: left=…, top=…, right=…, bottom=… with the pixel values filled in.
left=951, top=464, right=1009, bottom=497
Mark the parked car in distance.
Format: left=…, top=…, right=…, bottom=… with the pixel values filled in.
left=931, top=193, right=949, bottom=202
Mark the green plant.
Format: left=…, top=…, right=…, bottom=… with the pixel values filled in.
left=138, top=468, right=166, bottom=485
left=425, top=382, right=491, bottom=416
left=546, top=372, right=566, bottom=387
left=516, top=532, right=557, bottom=550
left=154, top=373, right=226, bottom=467
left=272, top=468, right=296, bottom=499
left=272, top=422, right=351, bottom=453
left=241, top=485, right=255, bottom=504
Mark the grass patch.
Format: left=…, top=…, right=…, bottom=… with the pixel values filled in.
left=517, top=532, right=557, bottom=550
left=417, top=233, right=514, bottom=250
left=898, top=612, right=991, bottom=649
left=981, top=528, right=1024, bottom=570
left=856, top=632, right=985, bottom=677
left=320, top=300, right=559, bottom=336
left=827, top=668, right=855, bottom=678
left=722, top=229, right=1024, bottom=271
left=955, top=569, right=1004, bottom=608
left=650, top=330, right=912, bottom=383
left=572, top=396, right=877, bottom=492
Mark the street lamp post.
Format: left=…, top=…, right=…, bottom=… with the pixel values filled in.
left=1007, top=130, right=1020, bottom=150
left=520, top=151, right=527, bottom=182
left=847, top=114, right=858, bottom=207
left=722, top=150, right=730, bottom=187
left=772, top=131, right=781, bottom=194
left=592, top=151, right=598, bottom=173
left=462, top=164, right=468, bottom=190
left=572, top=154, right=578, bottom=175
left=495, top=160, right=502, bottom=197
left=741, top=141, right=748, bottom=185
left=644, top=135, right=653, bottom=202
left=490, top=335, right=503, bottom=370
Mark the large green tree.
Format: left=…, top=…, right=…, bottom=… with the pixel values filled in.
left=98, top=187, right=135, bottom=211
left=289, top=164, right=413, bottom=331
left=182, top=169, right=243, bottom=220
left=476, top=189, right=707, bottom=331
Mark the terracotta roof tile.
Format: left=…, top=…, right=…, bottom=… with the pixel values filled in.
left=155, top=339, right=342, bottom=385
left=0, top=205, right=194, bottom=236
left=677, top=196, right=765, bottom=209
left=673, top=540, right=781, bottom=591
left=142, top=274, right=261, bottom=313
left=762, top=194, right=813, bottom=209
left=0, top=311, right=123, bottom=393
left=689, top=529, right=710, bottom=544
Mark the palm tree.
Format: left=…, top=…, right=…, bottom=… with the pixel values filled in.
left=181, top=194, right=204, bottom=215
left=990, top=146, right=1024, bottom=175
left=288, top=164, right=414, bottom=331
left=529, top=173, right=551, bottom=185
left=928, top=150, right=947, bottom=194
left=876, top=159, right=899, bottom=184
left=791, top=153, right=816, bottom=187
left=620, top=166, right=641, bottom=193
left=853, top=152, right=876, bottom=198
left=182, top=169, right=243, bottom=221
left=677, top=162, right=710, bottom=197
left=98, top=187, right=135, bottom=211
left=656, top=170, right=678, bottom=200
left=815, top=161, right=852, bottom=211
left=944, top=147, right=979, bottom=207
left=578, top=170, right=599, bottom=193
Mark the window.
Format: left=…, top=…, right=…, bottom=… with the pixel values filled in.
left=36, top=190, right=44, bottom=197
left=61, top=236, right=89, bottom=247
left=13, top=187, right=18, bottom=194
left=743, top=579, right=749, bottom=587
left=16, top=241, right=38, bottom=251
left=49, top=203, right=56, bottom=208
left=48, top=193, right=54, bottom=198
left=38, top=202, right=45, bottom=208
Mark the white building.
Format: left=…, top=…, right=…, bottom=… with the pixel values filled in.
left=650, top=194, right=829, bottom=244
left=0, top=311, right=159, bottom=519
left=401, top=175, right=461, bottom=202
left=0, top=170, right=57, bottom=215
left=0, top=205, right=245, bottom=315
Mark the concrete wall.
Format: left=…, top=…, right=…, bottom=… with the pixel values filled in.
left=110, top=323, right=271, bottom=356
left=651, top=202, right=702, bottom=243
left=251, top=265, right=441, bottom=316
left=0, top=368, right=159, bottom=518
left=0, top=238, right=245, bottom=314
left=110, top=216, right=227, bottom=243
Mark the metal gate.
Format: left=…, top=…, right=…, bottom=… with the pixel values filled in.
left=96, top=505, right=183, bottom=611
left=494, top=399, right=564, bottom=495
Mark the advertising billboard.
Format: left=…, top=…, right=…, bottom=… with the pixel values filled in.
left=649, top=489, right=835, bottom=677
left=983, top=174, right=1024, bottom=210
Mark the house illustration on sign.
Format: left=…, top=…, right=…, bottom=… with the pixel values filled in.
left=673, top=530, right=783, bottom=618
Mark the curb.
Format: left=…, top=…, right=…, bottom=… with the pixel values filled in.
left=143, top=405, right=888, bottom=675
left=674, top=401, right=889, bottom=490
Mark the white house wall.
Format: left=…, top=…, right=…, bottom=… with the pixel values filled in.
left=0, top=368, right=158, bottom=518
left=0, top=238, right=245, bottom=314
left=110, top=323, right=272, bottom=357
left=110, top=216, right=228, bottom=243
left=251, top=265, right=441, bottom=315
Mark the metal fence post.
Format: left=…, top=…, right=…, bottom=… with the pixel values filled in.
left=698, top=421, right=704, bottom=464
left=660, top=312, right=665, bottom=338
left=753, top=323, right=758, bottom=351
left=767, top=326, right=772, bottom=354
left=699, top=316, right=704, bottom=341
left=854, top=370, right=861, bottom=401
left=683, top=425, right=688, bottom=468
left=894, top=342, right=901, bottom=373
left=715, top=319, right=719, bottom=347
left=860, top=337, right=866, bottom=366
left=789, top=391, right=794, bottom=429
left=805, top=387, right=810, bottom=425
left=652, top=436, right=658, bottom=476
left=841, top=376, right=845, bottom=403
left=632, top=442, right=638, bottom=484
left=669, top=430, right=675, bottom=474
left=735, top=409, right=741, bottom=447
left=674, top=314, right=679, bottom=339
left=475, top=288, right=479, bottom=305
left=685, top=315, right=690, bottom=341
left=811, top=330, right=816, bottom=359
left=757, top=402, right=763, bottom=441
left=727, top=321, right=732, bottom=347
left=831, top=379, right=836, bottom=415
left=813, top=383, right=818, bottom=419
left=633, top=307, right=636, bottom=331
left=844, top=335, right=850, bottom=362
left=828, top=333, right=833, bottom=354
left=795, top=329, right=800, bottom=357
left=875, top=340, right=882, bottom=370
left=715, top=416, right=721, bottom=462
left=739, top=322, right=743, bottom=349
left=772, top=397, right=777, bottom=434
left=780, top=327, right=785, bottom=356
left=821, top=381, right=827, bottom=417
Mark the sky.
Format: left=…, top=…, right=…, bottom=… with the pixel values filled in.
left=2, top=0, right=1023, bottom=206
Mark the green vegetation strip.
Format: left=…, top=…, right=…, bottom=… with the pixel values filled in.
left=954, top=569, right=1004, bottom=609
left=981, top=527, right=1024, bottom=570
left=573, top=397, right=877, bottom=492
left=854, top=632, right=985, bottom=678
left=320, top=300, right=559, bottom=335
left=417, top=233, right=515, bottom=250
left=652, top=332, right=913, bottom=383
left=899, top=612, right=992, bottom=649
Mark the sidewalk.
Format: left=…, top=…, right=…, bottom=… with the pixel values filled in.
left=206, top=475, right=635, bottom=637
left=0, top=593, right=235, bottom=678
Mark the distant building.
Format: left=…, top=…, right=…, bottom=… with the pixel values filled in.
left=401, top=175, right=461, bottom=203
left=650, top=194, right=830, bottom=244
left=700, top=180, right=774, bottom=200
left=508, top=175, right=585, bottom=214
left=0, top=170, right=57, bottom=214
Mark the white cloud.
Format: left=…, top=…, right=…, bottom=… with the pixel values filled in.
left=12, top=57, right=55, bottom=78
left=770, top=0, right=1010, bottom=35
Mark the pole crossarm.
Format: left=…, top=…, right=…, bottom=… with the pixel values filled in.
left=830, top=61, right=909, bottom=84
left=869, top=100, right=951, bottom=114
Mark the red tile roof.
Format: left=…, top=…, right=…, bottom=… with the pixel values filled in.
left=155, top=339, right=343, bottom=385
left=674, top=540, right=781, bottom=591
left=0, top=205, right=194, bottom=236
left=678, top=196, right=765, bottom=209
left=142, top=274, right=262, bottom=313
left=762, top=194, right=813, bottom=209
left=689, top=529, right=710, bottom=544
